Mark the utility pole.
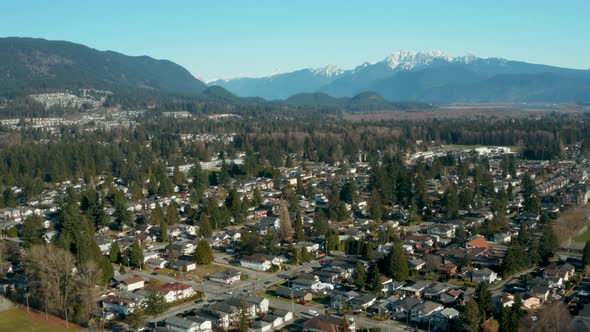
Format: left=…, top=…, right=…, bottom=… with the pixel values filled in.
left=24, top=290, right=29, bottom=317
left=291, top=289, right=295, bottom=314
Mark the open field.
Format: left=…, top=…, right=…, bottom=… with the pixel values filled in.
left=187, top=264, right=229, bottom=279
left=575, top=226, right=590, bottom=243
left=342, top=104, right=584, bottom=122
left=0, top=307, right=82, bottom=332
left=553, top=207, right=590, bottom=245
left=152, top=264, right=230, bottom=280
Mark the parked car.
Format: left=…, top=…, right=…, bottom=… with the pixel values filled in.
left=307, top=310, right=319, bottom=317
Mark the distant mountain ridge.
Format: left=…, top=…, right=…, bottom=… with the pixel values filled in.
left=0, top=37, right=207, bottom=96
left=212, top=50, right=590, bottom=103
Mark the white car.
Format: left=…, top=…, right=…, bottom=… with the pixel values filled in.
left=307, top=310, right=319, bottom=317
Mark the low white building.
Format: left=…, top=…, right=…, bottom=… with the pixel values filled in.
left=240, top=254, right=275, bottom=271
left=209, top=270, right=242, bottom=284
left=119, top=276, right=145, bottom=292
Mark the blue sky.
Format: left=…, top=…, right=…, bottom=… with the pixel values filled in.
left=1, top=0, right=589, bottom=81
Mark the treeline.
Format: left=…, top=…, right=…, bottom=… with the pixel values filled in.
left=1, top=111, right=589, bottom=189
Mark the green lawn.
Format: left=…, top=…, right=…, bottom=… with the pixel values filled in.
left=575, top=227, right=590, bottom=243
left=0, top=308, right=81, bottom=332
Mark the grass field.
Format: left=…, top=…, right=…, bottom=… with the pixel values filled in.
left=575, top=226, right=590, bottom=243
left=188, top=264, right=228, bottom=278
left=0, top=307, right=82, bottom=332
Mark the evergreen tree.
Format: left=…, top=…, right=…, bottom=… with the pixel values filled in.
left=293, top=212, right=305, bottom=242
left=252, top=187, right=263, bottom=207
left=340, top=181, right=356, bottom=204
left=144, top=291, right=167, bottom=326
left=325, top=230, right=340, bottom=254
left=382, top=241, right=409, bottom=281
left=160, top=220, right=168, bottom=242
left=125, top=240, right=144, bottom=268
left=109, top=240, right=121, bottom=263
left=462, top=299, right=481, bottom=332
left=22, top=214, right=45, bottom=247
left=195, top=239, right=214, bottom=264
left=368, top=189, right=384, bottom=221
left=538, top=225, right=559, bottom=262
left=172, top=166, right=184, bottom=186
left=453, top=226, right=468, bottom=246
left=158, top=176, right=175, bottom=196
left=2, top=188, right=17, bottom=208
left=198, top=213, right=213, bottom=237
left=583, top=240, right=590, bottom=266
left=352, top=262, right=366, bottom=291
left=522, top=174, right=540, bottom=213
left=365, top=263, right=380, bottom=293
left=165, top=203, right=179, bottom=225
left=238, top=300, right=251, bottom=332
left=151, top=204, right=163, bottom=225
left=475, top=282, right=493, bottom=319
left=444, top=184, right=459, bottom=219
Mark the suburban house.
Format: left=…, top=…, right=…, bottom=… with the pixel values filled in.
left=165, top=316, right=212, bottom=332
left=466, top=235, right=490, bottom=250
left=390, top=298, right=422, bottom=320
left=291, top=276, right=323, bottom=292
left=433, top=307, right=460, bottom=331
left=145, top=258, right=168, bottom=269
left=275, top=286, right=313, bottom=302
left=250, top=320, right=272, bottom=332
left=240, top=254, right=277, bottom=271
left=409, top=259, right=426, bottom=271
left=471, top=268, right=499, bottom=284
left=410, top=301, right=444, bottom=323
left=157, top=282, right=196, bottom=303
left=169, top=242, right=196, bottom=255
left=522, top=295, right=541, bottom=310
left=330, top=290, right=360, bottom=310
left=118, top=276, right=145, bottom=292
left=400, top=280, right=431, bottom=298
left=350, top=293, right=378, bottom=311
left=170, top=259, right=197, bottom=272
left=101, top=295, right=137, bottom=315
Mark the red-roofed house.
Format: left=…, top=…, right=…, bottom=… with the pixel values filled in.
left=466, top=235, right=489, bottom=250
left=158, top=282, right=195, bottom=303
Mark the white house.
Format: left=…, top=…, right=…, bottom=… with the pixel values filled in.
left=158, top=282, right=196, bottom=303
left=170, top=260, right=197, bottom=272
left=145, top=258, right=168, bottom=269
left=165, top=316, right=212, bottom=332
left=471, top=268, right=499, bottom=284
left=240, top=254, right=274, bottom=271
left=119, top=276, right=145, bottom=292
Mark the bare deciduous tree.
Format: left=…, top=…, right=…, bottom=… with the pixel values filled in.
left=25, top=245, right=77, bottom=326
left=278, top=199, right=293, bottom=241
left=531, top=301, right=572, bottom=332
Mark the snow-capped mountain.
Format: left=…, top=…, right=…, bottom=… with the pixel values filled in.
left=310, top=64, right=344, bottom=78
left=211, top=50, right=590, bottom=102
left=383, top=50, right=455, bottom=70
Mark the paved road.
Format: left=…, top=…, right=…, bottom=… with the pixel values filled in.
left=268, top=297, right=407, bottom=332
left=132, top=254, right=405, bottom=331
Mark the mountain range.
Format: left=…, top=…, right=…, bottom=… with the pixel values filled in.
left=1, top=37, right=589, bottom=105
left=212, top=50, right=590, bottom=103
